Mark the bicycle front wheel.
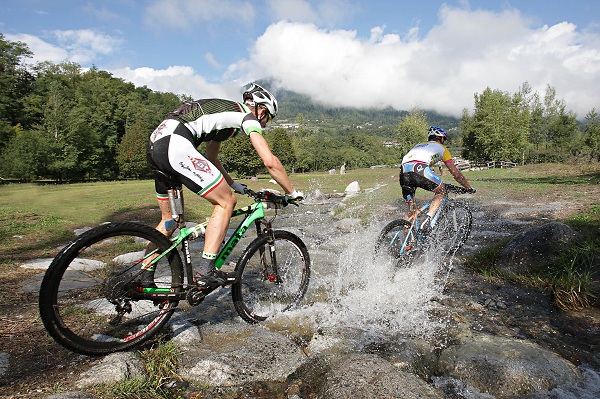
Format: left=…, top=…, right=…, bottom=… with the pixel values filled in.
left=375, top=219, right=420, bottom=267
left=232, top=230, right=310, bottom=324
left=431, top=200, right=472, bottom=255
left=39, top=222, right=183, bottom=356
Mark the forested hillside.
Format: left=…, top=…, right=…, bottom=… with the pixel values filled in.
left=1, top=33, right=599, bottom=182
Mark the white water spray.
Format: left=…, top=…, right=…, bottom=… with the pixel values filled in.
left=288, top=221, right=451, bottom=344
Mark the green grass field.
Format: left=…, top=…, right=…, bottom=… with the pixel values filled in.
left=1, top=163, right=599, bottom=263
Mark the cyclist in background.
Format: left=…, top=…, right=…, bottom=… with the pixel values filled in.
left=145, top=83, right=303, bottom=288
left=400, top=126, right=475, bottom=234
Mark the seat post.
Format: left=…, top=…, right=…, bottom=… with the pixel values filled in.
left=167, top=188, right=183, bottom=221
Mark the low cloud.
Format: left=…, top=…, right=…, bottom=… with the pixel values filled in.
left=234, top=6, right=600, bottom=117
left=112, top=65, right=240, bottom=99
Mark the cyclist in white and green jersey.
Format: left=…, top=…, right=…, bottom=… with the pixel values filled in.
left=146, top=83, right=303, bottom=288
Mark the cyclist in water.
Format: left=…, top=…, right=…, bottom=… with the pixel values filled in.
left=400, top=126, right=475, bottom=234
left=145, top=83, right=303, bottom=288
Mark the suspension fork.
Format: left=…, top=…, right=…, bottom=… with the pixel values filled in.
left=255, top=219, right=281, bottom=283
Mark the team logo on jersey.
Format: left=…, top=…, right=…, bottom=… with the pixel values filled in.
left=188, top=156, right=211, bottom=174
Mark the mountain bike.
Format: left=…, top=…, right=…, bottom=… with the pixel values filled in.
left=39, top=184, right=311, bottom=356
left=375, top=183, right=473, bottom=267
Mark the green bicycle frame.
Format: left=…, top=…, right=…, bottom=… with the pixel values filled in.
left=141, top=200, right=267, bottom=293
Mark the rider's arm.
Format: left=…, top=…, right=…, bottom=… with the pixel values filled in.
left=445, top=160, right=473, bottom=190
left=205, top=141, right=235, bottom=186
left=249, top=131, right=295, bottom=195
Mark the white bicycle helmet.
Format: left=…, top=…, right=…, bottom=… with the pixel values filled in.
left=243, top=83, right=278, bottom=118
left=428, top=126, right=447, bottom=140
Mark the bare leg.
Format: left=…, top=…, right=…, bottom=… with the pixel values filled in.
left=139, top=197, right=178, bottom=286
left=427, top=184, right=446, bottom=217
left=202, top=184, right=237, bottom=255
left=404, top=199, right=417, bottom=220
left=155, top=198, right=176, bottom=238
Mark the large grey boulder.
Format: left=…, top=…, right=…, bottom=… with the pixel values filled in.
left=178, top=323, right=306, bottom=386
left=437, top=333, right=581, bottom=398
left=320, top=353, right=444, bottom=399
left=497, top=222, right=579, bottom=274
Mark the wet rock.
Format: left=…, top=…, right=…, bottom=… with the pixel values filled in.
left=178, top=323, right=306, bottom=386
left=497, top=222, right=579, bottom=274
left=437, top=333, right=582, bottom=398
left=320, top=353, right=444, bottom=399
left=76, top=352, right=145, bottom=388
left=334, top=218, right=362, bottom=233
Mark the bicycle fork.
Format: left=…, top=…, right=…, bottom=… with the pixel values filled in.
left=256, top=221, right=283, bottom=284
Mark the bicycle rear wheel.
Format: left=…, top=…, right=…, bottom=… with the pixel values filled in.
left=39, top=222, right=183, bottom=356
left=232, top=230, right=310, bottom=323
left=375, top=219, right=420, bottom=267
left=431, top=201, right=472, bottom=255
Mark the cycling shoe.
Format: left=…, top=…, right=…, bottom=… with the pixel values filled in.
left=194, top=270, right=227, bottom=290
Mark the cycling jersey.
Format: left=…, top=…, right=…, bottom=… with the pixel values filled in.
left=401, top=141, right=452, bottom=166
left=150, top=99, right=263, bottom=146
left=147, top=99, right=263, bottom=199
left=400, top=141, right=453, bottom=202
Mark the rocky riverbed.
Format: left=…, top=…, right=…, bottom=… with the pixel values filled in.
left=2, top=185, right=600, bottom=398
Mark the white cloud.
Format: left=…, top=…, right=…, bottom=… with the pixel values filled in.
left=6, top=30, right=122, bottom=65
left=111, top=65, right=240, bottom=99
left=51, top=29, right=123, bottom=64
left=5, top=33, right=68, bottom=64
left=231, top=6, right=600, bottom=117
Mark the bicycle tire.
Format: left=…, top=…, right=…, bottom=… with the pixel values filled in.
left=232, top=230, right=310, bottom=324
left=39, top=222, right=183, bottom=356
left=431, top=200, right=472, bottom=255
left=375, top=219, right=420, bottom=267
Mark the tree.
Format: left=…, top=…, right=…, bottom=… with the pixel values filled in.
left=0, top=126, right=48, bottom=180
left=396, top=108, right=428, bottom=155
left=461, top=87, right=530, bottom=162
left=219, top=136, right=264, bottom=177
left=265, top=128, right=296, bottom=171
left=0, top=34, right=35, bottom=151
left=584, top=109, right=600, bottom=161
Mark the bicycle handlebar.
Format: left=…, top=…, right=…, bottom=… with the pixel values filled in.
left=445, top=183, right=476, bottom=195
left=245, top=189, right=302, bottom=207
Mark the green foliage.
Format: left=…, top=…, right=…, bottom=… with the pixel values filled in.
left=0, top=33, right=34, bottom=128
left=396, top=108, right=429, bottom=154
left=462, top=87, right=529, bottom=162
left=219, top=135, right=265, bottom=177
left=265, top=128, right=296, bottom=171
left=90, top=340, right=183, bottom=398
left=584, top=109, right=600, bottom=161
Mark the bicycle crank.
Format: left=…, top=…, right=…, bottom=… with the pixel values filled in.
left=186, top=287, right=206, bottom=306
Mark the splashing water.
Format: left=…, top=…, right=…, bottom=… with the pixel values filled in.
left=285, top=222, right=451, bottom=345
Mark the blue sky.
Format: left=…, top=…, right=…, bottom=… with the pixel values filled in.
left=2, top=0, right=599, bottom=118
